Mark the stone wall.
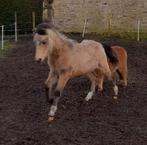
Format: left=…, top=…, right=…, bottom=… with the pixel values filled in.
left=53, top=0, right=147, bottom=33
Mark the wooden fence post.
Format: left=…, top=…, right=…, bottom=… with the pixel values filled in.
left=1, top=25, right=4, bottom=49
left=15, top=12, right=18, bottom=42
left=137, top=20, right=140, bottom=41
left=32, top=11, right=36, bottom=30
left=82, top=18, right=87, bottom=38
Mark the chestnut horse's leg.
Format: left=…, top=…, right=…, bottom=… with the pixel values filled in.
left=48, top=72, right=70, bottom=122
left=117, top=67, right=128, bottom=87
left=85, top=73, right=96, bottom=101
left=96, top=71, right=119, bottom=99
left=116, top=48, right=128, bottom=87
left=112, top=74, right=119, bottom=99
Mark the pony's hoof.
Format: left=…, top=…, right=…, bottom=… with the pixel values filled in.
left=85, top=97, right=90, bottom=101
left=113, top=96, right=118, bottom=100
left=48, top=116, right=54, bottom=122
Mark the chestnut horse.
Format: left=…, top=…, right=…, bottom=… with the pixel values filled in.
left=96, top=44, right=128, bottom=99
left=33, top=23, right=113, bottom=122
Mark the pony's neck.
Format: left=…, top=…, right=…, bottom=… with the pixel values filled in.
left=49, top=30, right=67, bottom=52
left=47, top=30, right=68, bottom=66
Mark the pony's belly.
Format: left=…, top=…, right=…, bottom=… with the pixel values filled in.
left=71, top=71, right=85, bottom=77
left=71, top=63, right=98, bottom=77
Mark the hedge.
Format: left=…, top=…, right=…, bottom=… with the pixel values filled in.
left=0, top=0, right=42, bottom=30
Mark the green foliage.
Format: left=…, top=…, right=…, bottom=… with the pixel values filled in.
left=100, top=31, right=147, bottom=41
left=0, top=41, right=15, bottom=58
left=0, top=0, right=42, bottom=26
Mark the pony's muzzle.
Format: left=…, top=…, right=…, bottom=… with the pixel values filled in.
left=35, top=58, right=42, bottom=63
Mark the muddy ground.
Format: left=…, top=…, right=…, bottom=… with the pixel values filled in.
left=0, top=34, right=147, bottom=145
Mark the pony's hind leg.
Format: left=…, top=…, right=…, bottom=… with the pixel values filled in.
left=113, top=84, right=118, bottom=99
left=85, top=73, right=96, bottom=101
left=96, top=73, right=104, bottom=92
left=48, top=72, right=70, bottom=122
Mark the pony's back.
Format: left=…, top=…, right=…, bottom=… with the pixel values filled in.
left=77, top=40, right=111, bottom=78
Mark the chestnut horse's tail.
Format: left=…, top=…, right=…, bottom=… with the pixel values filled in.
left=102, top=43, right=118, bottom=64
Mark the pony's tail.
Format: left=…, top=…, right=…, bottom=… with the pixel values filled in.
left=102, top=43, right=118, bottom=64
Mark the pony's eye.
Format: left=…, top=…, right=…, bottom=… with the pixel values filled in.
left=42, top=41, right=47, bottom=45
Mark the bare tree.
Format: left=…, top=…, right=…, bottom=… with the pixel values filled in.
left=42, top=0, right=54, bottom=22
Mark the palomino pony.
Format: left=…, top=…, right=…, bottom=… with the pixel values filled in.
left=33, top=22, right=113, bottom=122
left=95, top=44, right=128, bottom=99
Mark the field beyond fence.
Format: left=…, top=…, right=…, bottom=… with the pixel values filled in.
left=0, top=11, right=41, bottom=49
left=0, top=12, right=147, bottom=50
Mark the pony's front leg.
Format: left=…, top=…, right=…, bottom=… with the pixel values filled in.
left=45, top=72, right=58, bottom=103
left=113, top=84, right=118, bottom=99
left=48, top=72, right=70, bottom=122
left=85, top=73, right=96, bottom=101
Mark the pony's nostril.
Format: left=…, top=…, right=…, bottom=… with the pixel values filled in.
left=36, top=58, right=42, bottom=63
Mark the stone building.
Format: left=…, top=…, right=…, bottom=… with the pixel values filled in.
left=53, top=0, right=147, bottom=33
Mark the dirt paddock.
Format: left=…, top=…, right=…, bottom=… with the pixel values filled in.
left=0, top=34, right=147, bottom=145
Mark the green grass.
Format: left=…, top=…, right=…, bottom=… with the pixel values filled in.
left=0, top=41, right=15, bottom=58
left=100, top=31, right=147, bottom=41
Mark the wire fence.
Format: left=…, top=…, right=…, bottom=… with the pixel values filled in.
left=0, top=11, right=144, bottom=50
left=0, top=11, right=41, bottom=49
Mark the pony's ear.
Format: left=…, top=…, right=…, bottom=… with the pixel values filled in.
left=35, top=21, right=59, bottom=35
left=42, top=19, right=59, bottom=30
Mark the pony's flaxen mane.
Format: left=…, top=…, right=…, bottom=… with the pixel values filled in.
left=36, top=22, right=55, bottom=35
left=36, top=22, right=77, bottom=48
left=102, top=43, right=118, bottom=64
left=57, top=32, right=77, bottom=48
